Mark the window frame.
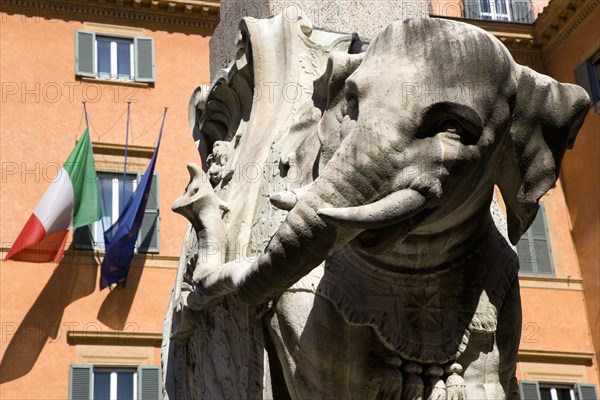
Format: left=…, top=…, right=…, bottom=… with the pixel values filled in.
left=538, top=382, right=576, bottom=400
left=519, top=380, right=598, bottom=400
left=69, top=364, right=161, bottom=400
left=73, top=170, right=160, bottom=254
left=464, top=0, right=534, bottom=23
left=93, top=366, right=138, bottom=400
left=75, top=30, right=155, bottom=83
left=95, top=35, right=135, bottom=82
left=480, top=0, right=512, bottom=21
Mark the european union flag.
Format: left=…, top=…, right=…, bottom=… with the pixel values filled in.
left=100, top=110, right=166, bottom=290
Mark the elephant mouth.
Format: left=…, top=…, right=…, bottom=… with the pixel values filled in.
left=351, top=208, right=436, bottom=254
left=316, top=188, right=435, bottom=254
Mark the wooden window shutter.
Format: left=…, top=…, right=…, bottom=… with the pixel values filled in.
left=137, top=366, right=161, bottom=400
left=464, top=0, right=482, bottom=19
left=530, top=203, right=554, bottom=275
left=517, top=227, right=535, bottom=275
left=577, top=384, right=598, bottom=400
left=75, top=30, right=95, bottom=78
left=137, top=173, right=160, bottom=253
left=134, top=37, right=155, bottom=82
left=69, top=365, right=92, bottom=400
left=510, top=0, right=533, bottom=23
left=519, top=381, right=541, bottom=400
left=73, top=225, right=94, bottom=250
left=517, top=203, right=554, bottom=276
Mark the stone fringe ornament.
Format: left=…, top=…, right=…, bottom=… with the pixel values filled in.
left=445, top=362, right=466, bottom=400
left=425, top=365, right=446, bottom=400
left=402, top=362, right=424, bottom=400
left=377, top=357, right=403, bottom=400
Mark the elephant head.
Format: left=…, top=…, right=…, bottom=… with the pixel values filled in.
left=197, top=18, right=589, bottom=304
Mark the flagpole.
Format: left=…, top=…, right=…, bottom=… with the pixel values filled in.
left=83, top=101, right=90, bottom=131
left=158, top=107, right=168, bottom=146
left=122, top=102, right=130, bottom=203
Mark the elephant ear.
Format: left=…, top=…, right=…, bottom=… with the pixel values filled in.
left=497, top=66, right=590, bottom=245
left=312, top=52, right=364, bottom=170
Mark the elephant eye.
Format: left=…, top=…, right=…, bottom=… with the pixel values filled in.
left=440, top=119, right=463, bottom=135
left=438, top=118, right=478, bottom=145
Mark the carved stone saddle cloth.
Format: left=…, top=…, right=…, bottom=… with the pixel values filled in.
left=299, top=229, right=519, bottom=364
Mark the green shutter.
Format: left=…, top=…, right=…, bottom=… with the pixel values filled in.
left=574, top=60, right=600, bottom=104
left=137, top=173, right=159, bottom=253
left=464, top=0, right=482, bottom=19
left=517, top=203, right=554, bottom=276
left=574, top=62, right=594, bottom=100
left=531, top=203, right=554, bottom=275
left=135, top=37, right=155, bottom=82
left=517, top=230, right=535, bottom=275
left=519, top=381, right=541, bottom=400
left=75, top=30, right=95, bottom=77
left=137, top=366, right=161, bottom=400
left=73, top=225, right=94, bottom=250
left=510, top=0, right=533, bottom=23
left=69, top=365, right=92, bottom=400
left=577, top=384, right=598, bottom=400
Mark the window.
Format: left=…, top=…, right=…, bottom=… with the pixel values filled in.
left=94, top=367, right=136, bottom=400
left=464, top=0, right=533, bottom=23
left=520, top=381, right=598, bottom=400
left=480, top=0, right=511, bottom=21
left=574, top=49, right=600, bottom=115
left=76, top=30, right=155, bottom=83
left=73, top=171, right=160, bottom=253
left=516, top=202, right=554, bottom=276
left=69, top=365, right=160, bottom=400
left=96, top=36, right=134, bottom=81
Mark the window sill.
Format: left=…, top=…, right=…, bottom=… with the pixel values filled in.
left=78, top=76, right=152, bottom=88
left=519, top=274, right=584, bottom=291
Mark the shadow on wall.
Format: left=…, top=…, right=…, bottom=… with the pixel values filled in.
left=0, top=247, right=143, bottom=384
left=97, top=266, right=143, bottom=330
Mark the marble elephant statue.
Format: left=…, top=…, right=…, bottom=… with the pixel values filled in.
left=179, top=18, right=590, bottom=400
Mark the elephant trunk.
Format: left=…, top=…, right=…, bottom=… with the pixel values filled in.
left=233, top=167, right=429, bottom=304
left=235, top=190, right=352, bottom=303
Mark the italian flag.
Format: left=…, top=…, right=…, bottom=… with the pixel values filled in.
left=5, top=128, right=101, bottom=262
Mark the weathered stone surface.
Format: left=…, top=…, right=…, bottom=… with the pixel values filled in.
left=164, top=12, right=590, bottom=400
left=210, top=0, right=428, bottom=77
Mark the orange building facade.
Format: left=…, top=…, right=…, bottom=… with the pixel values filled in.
left=0, top=1, right=217, bottom=398
left=0, top=1, right=598, bottom=399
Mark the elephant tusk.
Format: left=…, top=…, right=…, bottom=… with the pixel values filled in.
left=317, top=189, right=427, bottom=229
left=269, top=184, right=313, bottom=211
left=269, top=191, right=298, bottom=210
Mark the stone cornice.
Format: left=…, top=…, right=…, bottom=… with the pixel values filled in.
left=0, top=0, right=220, bottom=31
left=93, top=141, right=155, bottom=158
left=518, top=349, right=595, bottom=365
left=534, top=0, right=600, bottom=59
left=67, top=330, right=162, bottom=346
